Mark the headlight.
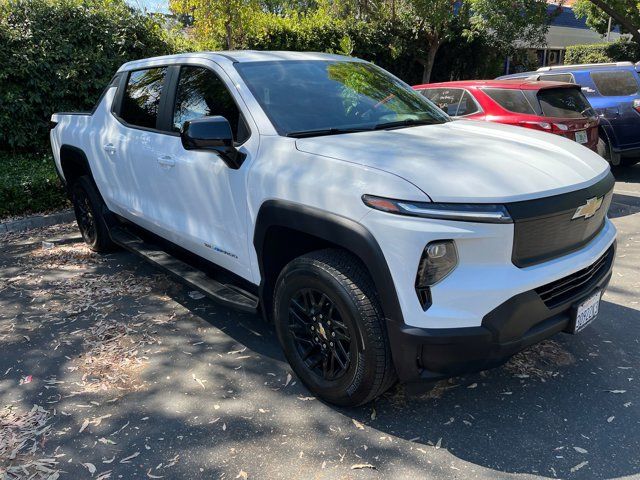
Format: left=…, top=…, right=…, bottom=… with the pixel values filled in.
left=362, top=195, right=512, bottom=224
left=415, top=240, right=458, bottom=310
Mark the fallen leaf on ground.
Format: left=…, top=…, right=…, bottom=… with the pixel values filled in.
left=352, top=419, right=365, bottom=430
left=83, top=463, right=97, bottom=474
left=571, top=461, right=588, bottom=472
left=351, top=464, right=376, bottom=470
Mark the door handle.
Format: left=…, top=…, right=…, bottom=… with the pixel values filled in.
left=103, top=143, right=116, bottom=154
left=157, top=155, right=176, bottom=167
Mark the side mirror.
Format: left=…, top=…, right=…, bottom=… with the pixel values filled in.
left=181, top=116, right=245, bottom=169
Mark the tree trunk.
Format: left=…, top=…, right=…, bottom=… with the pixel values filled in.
left=420, top=41, right=440, bottom=84
left=588, top=0, right=640, bottom=45
left=225, top=21, right=234, bottom=50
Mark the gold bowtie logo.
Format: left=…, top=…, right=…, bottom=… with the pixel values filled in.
left=572, top=196, right=603, bottom=220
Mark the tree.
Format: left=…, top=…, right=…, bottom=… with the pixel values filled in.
left=169, top=0, right=261, bottom=49
left=398, top=0, right=551, bottom=83
left=573, top=0, right=640, bottom=45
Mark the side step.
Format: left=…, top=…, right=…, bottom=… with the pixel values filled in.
left=109, top=226, right=258, bottom=313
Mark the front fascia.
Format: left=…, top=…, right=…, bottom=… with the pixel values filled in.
left=361, top=209, right=618, bottom=330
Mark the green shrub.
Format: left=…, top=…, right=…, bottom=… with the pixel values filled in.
left=0, top=153, right=69, bottom=218
left=565, top=41, right=640, bottom=64
left=0, top=0, right=186, bottom=152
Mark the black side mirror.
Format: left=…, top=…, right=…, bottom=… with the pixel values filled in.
left=181, top=116, right=246, bottom=169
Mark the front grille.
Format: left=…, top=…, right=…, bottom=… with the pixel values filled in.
left=535, top=245, right=614, bottom=309
left=508, top=173, right=615, bottom=267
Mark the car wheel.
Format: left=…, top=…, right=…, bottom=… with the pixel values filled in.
left=273, top=249, right=396, bottom=406
left=71, top=176, right=116, bottom=253
left=597, top=133, right=622, bottom=167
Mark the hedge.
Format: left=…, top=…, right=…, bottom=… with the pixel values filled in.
left=0, top=0, right=183, bottom=152
left=0, top=152, right=69, bottom=218
left=565, top=41, right=640, bottom=65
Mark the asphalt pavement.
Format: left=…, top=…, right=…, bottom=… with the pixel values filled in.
left=1, top=166, right=639, bottom=480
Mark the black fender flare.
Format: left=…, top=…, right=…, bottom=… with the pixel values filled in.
left=253, top=200, right=405, bottom=327
left=59, top=144, right=93, bottom=187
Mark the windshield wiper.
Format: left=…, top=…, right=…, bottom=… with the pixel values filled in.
left=286, top=127, right=371, bottom=138
left=373, top=118, right=441, bottom=130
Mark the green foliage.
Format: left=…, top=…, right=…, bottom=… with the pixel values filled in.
left=573, top=0, right=640, bottom=44
left=0, top=152, right=69, bottom=218
left=565, top=40, right=640, bottom=64
left=0, top=0, right=185, bottom=152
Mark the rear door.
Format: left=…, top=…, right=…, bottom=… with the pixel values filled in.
left=110, top=66, right=176, bottom=236
left=588, top=69, right=640, bottom=150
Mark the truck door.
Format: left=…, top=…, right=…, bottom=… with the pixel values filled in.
left=149, top=63, right=256, bottom=281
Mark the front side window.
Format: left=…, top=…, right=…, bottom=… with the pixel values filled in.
left=537, top=88, right=594, bottom=118
left=172, top=66, right=248, bottom=142
left=120, top=68, right=167, bottom=129
left=590, top=70, right=639, bottom=96
left=483, top=88, right=536, bottom=115
left=235, top=60, right=449, bottom=136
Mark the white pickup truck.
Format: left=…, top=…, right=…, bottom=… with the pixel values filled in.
left=51, top=51, right=617, bottom=406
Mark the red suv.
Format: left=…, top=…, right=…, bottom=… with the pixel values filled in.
left=413, top=80, right=599, bottom=151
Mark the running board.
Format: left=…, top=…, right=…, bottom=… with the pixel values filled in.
left=109, top=227, right=258, bottom=313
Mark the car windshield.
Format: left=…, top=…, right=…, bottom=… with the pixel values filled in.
left=235, top=60, right=449, bottom=137
left=537, top=88, right=595, bottom=119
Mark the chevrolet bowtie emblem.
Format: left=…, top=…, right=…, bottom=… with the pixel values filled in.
left=572, top=196, right=603, bottom=220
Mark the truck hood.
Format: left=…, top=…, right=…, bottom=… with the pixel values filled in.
left=295, top=120, right=610, bottom=203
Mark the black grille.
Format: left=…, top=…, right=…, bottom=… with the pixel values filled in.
left=508, top=173, right=615, bottom=267
left=535, top=245, right=614, bottom=309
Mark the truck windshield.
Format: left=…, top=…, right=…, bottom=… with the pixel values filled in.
left=235, top=60, right=449, bottom=137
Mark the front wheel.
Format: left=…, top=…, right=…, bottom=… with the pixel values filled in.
left=71, top=176, right=116, bottom=253
left=273, top=249, right=396, bottom=406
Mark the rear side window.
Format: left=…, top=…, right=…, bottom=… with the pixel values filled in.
left=590, top=70, right=639, bottom=96
left=483, top=88, right=536, bottom=114
left=537, top=88, right=594, bottom=118
left=172, top=66, right=249, bottom=143
left=120, top=68, right=167, bottom=129
left=540, top=73, right=574, bottom=83
left=421, top=88, right=479, bottom=116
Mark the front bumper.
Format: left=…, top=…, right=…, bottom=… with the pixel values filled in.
left=387, top=242, right=616, bottom=383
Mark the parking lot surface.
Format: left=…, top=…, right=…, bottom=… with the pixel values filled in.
left=1, top=167, right=639, bottom=480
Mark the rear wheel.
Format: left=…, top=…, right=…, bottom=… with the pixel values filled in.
left=597, top=131, right=623, bottom=167
left=273, top=249, right=396, bottom=406
left=71, top=176, right=116, bottom=253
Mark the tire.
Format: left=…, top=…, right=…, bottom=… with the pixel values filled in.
left=70, top=176, right=116, bottom=253
left=273, top=248, right=396, bottom=406
left=597, top=132, right=622, bottom=167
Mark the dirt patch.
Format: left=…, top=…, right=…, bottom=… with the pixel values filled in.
left=505, top=339, right=574, bottom=379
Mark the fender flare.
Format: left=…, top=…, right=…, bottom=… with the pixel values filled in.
left=59, top=144, right=94, bottom=186
left=253, top=200, right=405, bottom=326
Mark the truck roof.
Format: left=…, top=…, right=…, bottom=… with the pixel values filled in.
left=413, top=79, right=578, bottom=91
left=118, top=50, right=361, bottom=72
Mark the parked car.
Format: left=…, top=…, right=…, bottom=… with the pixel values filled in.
left=498, top=62, right=640, bottom=167
left=51, top=52, right=616, bottom=406
left=413, top=79, right=599, bottom=152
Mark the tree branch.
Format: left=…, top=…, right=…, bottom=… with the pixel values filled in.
left=587, top=0, right=640, bottom=44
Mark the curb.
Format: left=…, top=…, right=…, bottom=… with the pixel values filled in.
left=0, top=209, right=75, bottom=234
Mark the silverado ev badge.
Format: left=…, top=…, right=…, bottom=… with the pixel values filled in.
left=572, top=196, right=604, bottom=220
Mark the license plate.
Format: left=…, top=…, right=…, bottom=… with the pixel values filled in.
left=575, top=130, right=588, bottom=144
left=571, top=290, right=601, bottom=333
